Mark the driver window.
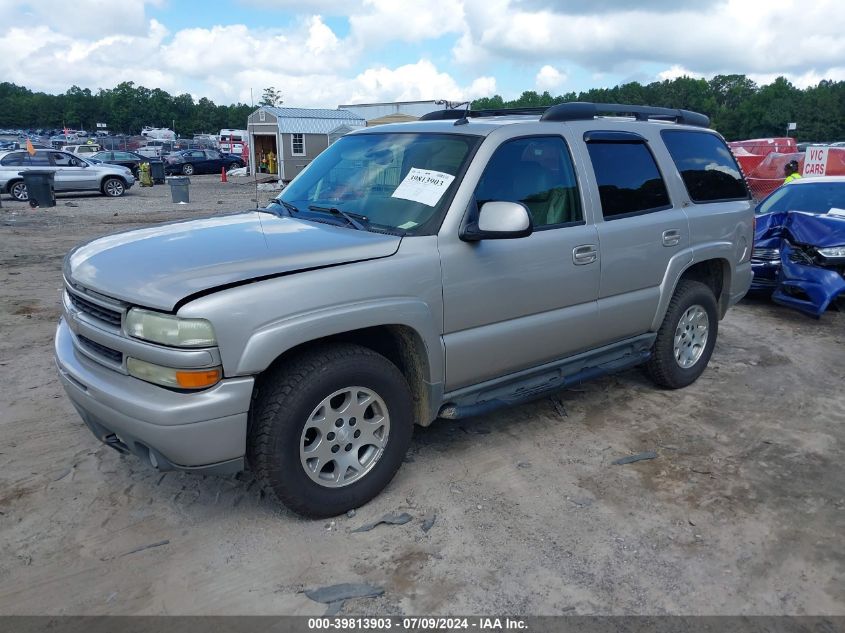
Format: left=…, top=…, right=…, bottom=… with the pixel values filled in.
left=475, top=136, right=583, bottom=228
left=50, top=152, right=75, bottom=167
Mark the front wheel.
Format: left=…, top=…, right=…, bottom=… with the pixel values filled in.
left=247, top=344, right=414, bottom=518
left=645, top=280, right=718, bottom=389
left=181, top=163, right=194, bottom=176
left=102, top=177, right=125, bottom=197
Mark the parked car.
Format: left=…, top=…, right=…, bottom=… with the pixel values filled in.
left=165, top=149, right=244, bottom=175
left=751, top=176, right=845, bottom=314
left=91, top=150, right=149, bottom=178
left=55, top=102, right=753, bottom=517
left=0, top=149, right=135, bottom=200
left=63, top=143, right=102, bottom=156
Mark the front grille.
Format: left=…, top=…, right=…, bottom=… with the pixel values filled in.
left=751, top=247, right=780, bottom=263
left=78, top=335, right=123, bottom=364
left=68, top=291, right=122, bottom=327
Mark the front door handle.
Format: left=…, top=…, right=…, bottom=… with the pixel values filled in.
left=572, top=244, right=597, bottom=265
left=662, top=229, right=681, bottom=247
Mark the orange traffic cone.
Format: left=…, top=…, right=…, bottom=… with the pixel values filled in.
left=221, top=166, right=228, bottom=183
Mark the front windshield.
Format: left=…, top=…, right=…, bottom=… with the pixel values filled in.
left=758, top=181, right=845, bottom=214
left=278, top=132, right=480, bottom=234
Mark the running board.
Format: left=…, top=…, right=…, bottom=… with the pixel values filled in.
left=438, top=336, right=654, bottom=420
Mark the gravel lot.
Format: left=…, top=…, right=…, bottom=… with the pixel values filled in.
left=0, top=176, right=843, bottom=615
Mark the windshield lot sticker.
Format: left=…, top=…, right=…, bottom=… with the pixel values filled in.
left=391, top=168, right=455, bottom=207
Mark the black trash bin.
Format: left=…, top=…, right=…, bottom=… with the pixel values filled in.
left=167, top=176, right=190, bottom=203
left=20, top=170, right=56, bottom=208
left=149, top=159, right=165, bottom=185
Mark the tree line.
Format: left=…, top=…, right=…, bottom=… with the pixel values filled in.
left=0, top=81, right=254, bottom=136
left=2, top=75, right=843, bottom=141
left=472, top=75, right=845, bottom=142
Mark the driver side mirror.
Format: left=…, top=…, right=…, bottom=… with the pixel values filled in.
left=460, top=201, right=533, bottom=242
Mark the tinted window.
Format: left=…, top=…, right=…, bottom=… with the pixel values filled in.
left=113, top=152, right=135, bottom=160
left=475, top=136, right=583, bottom=227
left=206, top=150, right=221, bottom=159
left=5, top=151, right=51, bottom=166
left=93, top=152, right=113, bottom=160
left=586, top=142, right=670, bottom=218
left=662, top=130, right=749, bottom=202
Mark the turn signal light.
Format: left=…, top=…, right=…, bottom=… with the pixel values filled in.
left=175, top=368, right=222, bottom=389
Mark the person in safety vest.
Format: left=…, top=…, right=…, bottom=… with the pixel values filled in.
left=783, top=160, right=802, bottom=184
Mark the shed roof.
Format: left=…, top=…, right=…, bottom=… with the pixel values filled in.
left=254, top=106, right=366, bottom=134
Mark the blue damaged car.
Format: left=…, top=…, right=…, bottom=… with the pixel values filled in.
left=752, top=176, right=845, bottom=317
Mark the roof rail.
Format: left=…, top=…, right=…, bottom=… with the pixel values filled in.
left=418, top=102, right=710, bottom=128
left=419, top=107, right=549, bottom=121
left=540, top=102, right=710, bottom=127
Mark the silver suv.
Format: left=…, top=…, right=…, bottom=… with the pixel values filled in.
left=1, top=149, right=134, bottom=200
left=55, top=102, right=753, bottom=517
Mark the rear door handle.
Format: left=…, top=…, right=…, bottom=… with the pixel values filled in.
left=572, top=244, right=597, bottom=265
left=662, top=229, right=681, bottom=247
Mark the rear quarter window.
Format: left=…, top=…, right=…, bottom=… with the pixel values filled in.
left=661, top=130, right=749, bottom=203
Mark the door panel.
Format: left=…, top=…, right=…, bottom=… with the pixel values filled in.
left=440, top=134, right=601, bottom=391
left=581, top=139, right=691, bottom=342
left=440, top=225, right=601, bottom=390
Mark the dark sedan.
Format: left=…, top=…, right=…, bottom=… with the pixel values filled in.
left=165, top=149, right=244, bottom=176
left=91, top=150, right=149, bottom=178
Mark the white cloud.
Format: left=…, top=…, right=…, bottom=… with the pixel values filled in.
left=455, top=0, right=845, bottom=80
left=657, top=65, right=704, bottom=81
left=349, top=0, right=466, bottom=45
left=535, top=65, right=567, bottom=91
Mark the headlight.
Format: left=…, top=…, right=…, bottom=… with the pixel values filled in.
left=817, top=246, right=845, bottom=259
left=125, top=308, right=216, bottom=347
left=127, top=357, right=221, bottom=390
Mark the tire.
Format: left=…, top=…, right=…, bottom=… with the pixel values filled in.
left=102, top=177, right=125, bottom=197
left=247, top=344, right=414, bottom=518
left=9, top=180, right=28, bottom=201
left=645, top=279, right=718, bottom=389
left=181, top=163, right=194, bottom=176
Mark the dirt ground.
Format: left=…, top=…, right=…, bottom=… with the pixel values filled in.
left=0, top=176, right=843, bottom=616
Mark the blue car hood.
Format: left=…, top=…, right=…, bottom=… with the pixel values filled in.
left=755, top=210, right=845, bottom=247
left=65, top=212, right=401, bottom=311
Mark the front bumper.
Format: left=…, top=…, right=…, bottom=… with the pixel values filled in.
left=55, top=318, right=253, bottom=473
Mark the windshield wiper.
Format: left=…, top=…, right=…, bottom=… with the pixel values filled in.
left=278, top=200, right=300, bottom=215
left=259, top=199, right=299, bottom=217
left=308, top=205, right=368, bottom=231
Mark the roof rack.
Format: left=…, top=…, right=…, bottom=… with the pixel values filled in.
left=418, top=101, right=710, bottom=128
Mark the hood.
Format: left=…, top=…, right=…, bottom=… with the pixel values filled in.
left=66, top=212, right=401, bottom=311
left=755, top=210, right=845, bottom=248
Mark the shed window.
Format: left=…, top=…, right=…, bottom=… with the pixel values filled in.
left=291, top=133, right=305, bottom=156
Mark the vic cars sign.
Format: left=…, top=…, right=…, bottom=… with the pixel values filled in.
left=803, top=146, right=828, bottom=176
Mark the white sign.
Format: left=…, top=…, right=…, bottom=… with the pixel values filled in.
left=787, top=122, right=797, bottom=131
left=391, top=168, right=455, bottom=207
left=803, top=146, right=828, bottom=176
left=96, top=122, right=107, bottom=128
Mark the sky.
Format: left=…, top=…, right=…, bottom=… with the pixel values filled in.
left=0, top=0, right=843, bottom=108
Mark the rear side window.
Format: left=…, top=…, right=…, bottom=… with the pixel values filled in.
left=3, top=152, right=50, bottom=166
left=586, top=141, right=670, bottom=218
left=661, top=130, right=749, bottom=202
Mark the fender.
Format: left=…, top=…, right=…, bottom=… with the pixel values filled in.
left=235, top=297, right=442, bottom=381
left=650, top=241, right=735, bottom=331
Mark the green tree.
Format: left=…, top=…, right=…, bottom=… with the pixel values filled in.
left=259, top=87, right=283, bottom=107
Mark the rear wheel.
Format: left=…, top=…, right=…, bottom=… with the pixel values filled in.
left=9, top=181, right=28, bottom=201
left=182, top=163, right=194, bottom=176
left=645, top=280, right=718, bottom=389
left=102, top=177, right=125, bottom=197
left=247, top=344, right=414, bottom=518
